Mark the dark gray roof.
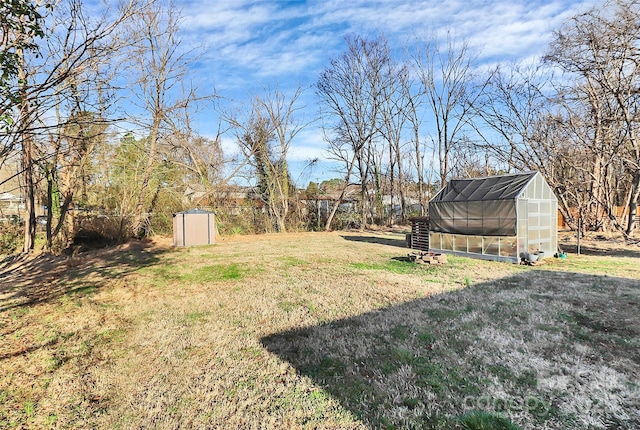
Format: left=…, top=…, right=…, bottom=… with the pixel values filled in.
left=431, top=172, right=537, bottom=202
left=174, top=208, right=214, bottom=215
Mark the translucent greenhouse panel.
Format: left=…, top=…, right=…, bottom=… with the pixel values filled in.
left=429, top=232, right=441, bottom=249
left=528, top=229, right=540, bottom=252
left=500, top=237, right=518, bottom=257
left=468, top=236, right=483, bottom=254
left=517, top=237, right=527, bottom=259
left=517, top=198, right=528, bottom=219
left=539, top=228, right=551, bottom=239
left=442, top=233, right=454, bottom=250
left=518, top=220, right=528, bottom=238
left=535, top=174, right=543, bottom=199
left=453, top=235, right=467, bottom=252
left=542, top=179, right=551, bottom=200
left=524, top=181, right=535, bottom=199
left=538, top=174, right=546, bottom=199
left=483, top=237, right=500, bottom=256
left=540, top=200, right=551, bottom=217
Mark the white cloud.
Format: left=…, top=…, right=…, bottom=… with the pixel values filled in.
left=176, top=0, right=599, bottom=180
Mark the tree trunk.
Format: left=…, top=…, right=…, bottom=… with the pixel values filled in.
left=325, top=153, right=357, bottom=231
left=132, top=119, right=160, bottom=238
left=625, top=170, right=640, bottom=236
left=21, top=135, right=36, bottom=253
left=18, top=49, right=36, bottom=253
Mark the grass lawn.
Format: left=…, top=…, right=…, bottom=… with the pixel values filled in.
left=0, top=231, right=639, bottom=429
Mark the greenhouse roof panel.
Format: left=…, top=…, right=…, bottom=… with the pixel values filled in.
left=431, top=172, right=538, bottom=202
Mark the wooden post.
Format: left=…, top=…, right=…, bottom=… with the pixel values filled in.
left=577, top=208, right=581, bottom=256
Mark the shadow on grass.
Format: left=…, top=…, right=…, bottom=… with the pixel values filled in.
left=341, top=234, right=409, bottom=249
left=261, top=270, right=640, bottom=429
left=0, top=239, right=170, bottom=313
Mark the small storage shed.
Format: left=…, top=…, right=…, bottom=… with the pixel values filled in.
left=173, top=209, right=216, bottom=247
left=428, top=171, right=557, bottom=263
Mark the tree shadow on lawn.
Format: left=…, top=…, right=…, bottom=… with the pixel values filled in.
left=341, top=234, right=409, bottom=249
left=262, top=269, right=640, bottom=429
left=0, top=239, right=170, bottom=313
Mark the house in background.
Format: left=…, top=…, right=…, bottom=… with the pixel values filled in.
left=0, top=192, right=25, bottom=220
left=428, top=171, right=558, bottom=263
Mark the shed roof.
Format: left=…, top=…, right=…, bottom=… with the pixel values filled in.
left=431, top=172, right=538, bottom=202
left=174, top=208, right=214, bottom=216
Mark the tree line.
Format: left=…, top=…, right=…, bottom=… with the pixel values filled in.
left=1, top=0, right=639, bottom=254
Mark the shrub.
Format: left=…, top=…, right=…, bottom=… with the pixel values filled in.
left=73, top=215, right=133, bottom=248
left=0, top=221, right=21, bottom=254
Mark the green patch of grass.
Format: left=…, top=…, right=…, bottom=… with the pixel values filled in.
left=182, top=311, right=211, bottom=325
left=417, top=331, right=436, bottom=347
left=378, top=347, right=414, bottom=375
left=23, top=401, right=35, bottom=417
left=97, top=328, right=126, bottom=344
left=424, top=307, right=465, bottom=321
left=559, top=311, right=608, bottom=332
left=403, top=397, right=420, bottom=409
left=141, top=264, right=183, bottom=284
left=516, top=370, right=538, bottom=389
left=350, top=259, right=417, bottom=274
left=303, top=356, right=346, bottom=380
left=44, top=413, right=57, bottom=426
left=9, top=307, right=29, bottom=320
left=487, top=363, right=515, bottom=381
left=280, top=256, right=307, bottom=267
left=457, top=410, right=520, bottom=430
left=553, top=256, right=639, bottom=278
left=67, top=284, right=97, bottom=296
left=189, top=263, right=246, bottom=282
left=412, top=358, right=449, bottom=394
left=390, top=325, right=410, bottom=340
left=143, top=262, right=252, bottom=285
left=46, top=353, right=66, bottom=371
left=278, top=301, right=296, bottom=313
left=487, top=365, right=537, bottom=389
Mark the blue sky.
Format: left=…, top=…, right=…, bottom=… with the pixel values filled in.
left=175, top=0, right=597, bottom=186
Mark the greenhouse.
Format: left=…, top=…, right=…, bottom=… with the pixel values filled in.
left=428, top=171, right=557, bottom=263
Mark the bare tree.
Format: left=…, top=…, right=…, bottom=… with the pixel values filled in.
left=317, top=35, right=390, bottom=230
left=545, top=0, right=640, bottom=235
left=126, top=1, right=200, bottom=237
left=377, top=54, right=411, bottom=224
left=2, top=0, right=143, bottom=252
left=223, top=86, right=306, bottom=232
left=402, top=70, right=428, bottom=216
left=413, top=32, right=480, bottom=188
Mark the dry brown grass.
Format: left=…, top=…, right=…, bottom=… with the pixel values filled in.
left=1, top=231, right=639, bottom=429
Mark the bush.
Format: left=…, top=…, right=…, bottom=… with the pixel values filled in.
left=149, top=212, right=173, bottom=235
left=73, top=215, right=132, bottom=248
left=334, top=210, right=361, bottom=230
left=0, top=221, right=21, bottom=254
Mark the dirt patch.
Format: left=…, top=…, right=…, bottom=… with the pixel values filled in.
left=558, top=231, right=640, bottom=258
